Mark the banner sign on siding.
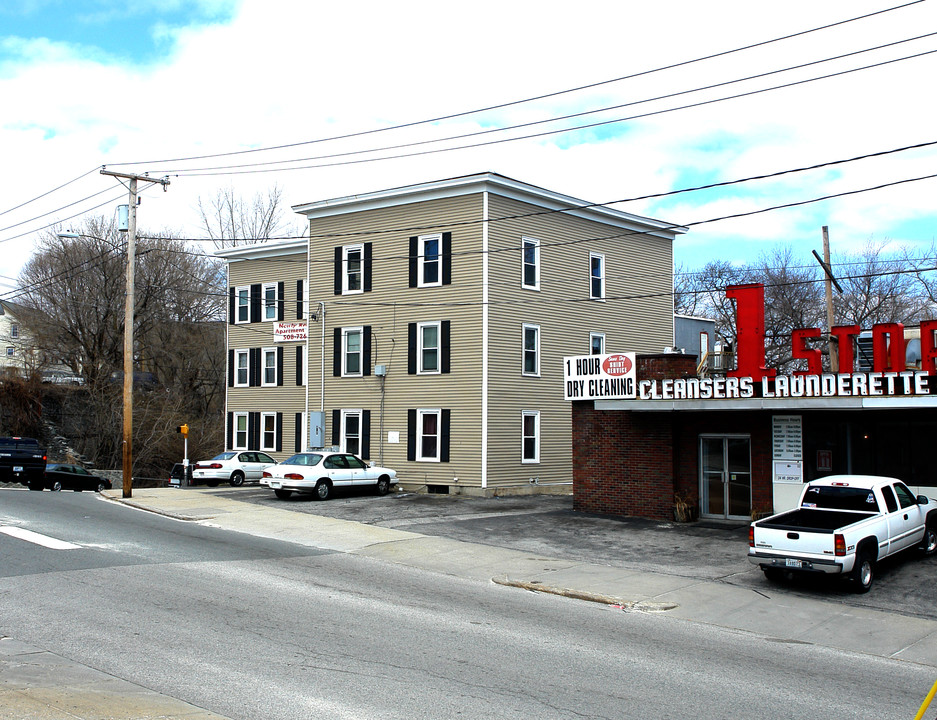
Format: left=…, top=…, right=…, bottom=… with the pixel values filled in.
left=273, top=321, right=307, bottom=343
left=564, top=353, right=637, bottom=400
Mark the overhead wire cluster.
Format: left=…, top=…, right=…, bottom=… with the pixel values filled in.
left=0, top=1, right=935, bottom=304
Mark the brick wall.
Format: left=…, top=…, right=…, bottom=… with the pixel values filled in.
left=572, top=353, right=772, bottom=520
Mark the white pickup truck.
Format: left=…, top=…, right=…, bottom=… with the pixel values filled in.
left=748, top=475, right=937, bottom=592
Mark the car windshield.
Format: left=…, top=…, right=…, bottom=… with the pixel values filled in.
left=282, top=454, right=323, bottom=466
left=213, top=452, right=237, bottom=460
left=801, top=485, right=880, bottom=513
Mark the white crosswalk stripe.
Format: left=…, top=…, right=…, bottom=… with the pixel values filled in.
left=0, top=526, right=81, bottom=549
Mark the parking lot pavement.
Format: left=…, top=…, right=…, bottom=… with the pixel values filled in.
left=206, top=486, right=937, bottom=623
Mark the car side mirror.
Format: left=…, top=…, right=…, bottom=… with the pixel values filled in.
left=918, top=495, right=930, bottom=505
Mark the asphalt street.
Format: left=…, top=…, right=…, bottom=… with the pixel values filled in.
left=213, top=484, right=937, bottom=621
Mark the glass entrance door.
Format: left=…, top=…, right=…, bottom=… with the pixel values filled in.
left=700, top=436, right=751, bottom=519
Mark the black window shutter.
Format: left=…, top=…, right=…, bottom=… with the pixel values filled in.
left=227, top=349, right=234, bottom=387
left=276, top=413, right=283, bottom=453
left=364, top=243, right=373, bottom=292
left=332, top=409, right=340, bottom=447
left=249, top=412, right=260, bottom=451
left=249, top=348, right=260, bottom=387
left=407, top=409, right=416, bottom=461
left=277, top=282, right=285, bottom=321
left=408, top=323, right=417, bottom=374
left=333, top=328, right=341, bottom=376
left=361, top=410, right=371, bottom=460
left=441, top=409, right=451, bottom=462
left=334, top=247, right=343, bottom=295
left=441, top=320, right=451, bottom=374
left=296, top=279, right=304, bottom=319
left=295, top=346, right=303, bottom=385
left=442, top=232, right=452, bottom=285
left=250, top=284, right=262, bottom=323
left=228, top=287, right=235, bottom=325
left=408, top=236, right=418, bottom=288
left=276, top=346, right=284, bottom=386
left=226, top=412, right=233, bottom=449
left=295, top=413, right=302, bottom=453
left=363, top=326, right=372, bottom=376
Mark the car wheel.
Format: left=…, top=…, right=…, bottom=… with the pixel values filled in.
left=51, top=481, right=62, bottom=492
left=921, top=524, right=937, bottom=556
left=96, top=482, right=107, bottom=493
left=852, top=552, right=874, bottom=593
left=314, top=479, right=331, bottom=501
left=274, top=489, right=292, bottom=500
left=230, top=471, right=245, bottom=487
left=376, top=477, right=390, bottom=496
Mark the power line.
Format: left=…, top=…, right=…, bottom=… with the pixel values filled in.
left=163, top=32, right=937, bottom=176
left=169, top=47, right=937, bottom=178
left=103, top=1, right=923, bottom=169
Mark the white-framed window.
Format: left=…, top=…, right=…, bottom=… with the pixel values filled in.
left=234, top=349, right=249, bottom=387
left=10, top=324, right=18, bottom=339
left=341, top=409, right=362, bottom=456
left=263, top=282, right=278, bottom=321
left=417, top=409, right=441, bottom=462
left=522, top=410, right=540, bottom=464
left=235, top=286, right=250, bottom=324
left=418, top=321, right=441, bottom=374
left=5, top=346, right=13, bottom=357
left=590, top=252, right=605, bottom=300
left=418, top=233, right=442, bottom=288
left=522, top=237, right=540, bottom=290
left=590, top=332, right=606, bottom=355
left=261, top=347, right=277, bottom=386
left=342, top=327, right=363, bottom=377
left=522, top=324, right=540, bottom=377
left=343, top=244, right=364, bottom=294
left=260, top=412, right=277, bottom=451
left=233, top=412, right=249, bottom=450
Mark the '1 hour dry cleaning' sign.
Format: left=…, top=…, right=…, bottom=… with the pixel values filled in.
left=564, top=353, right=637, bottom=400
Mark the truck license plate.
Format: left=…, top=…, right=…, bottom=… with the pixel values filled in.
left=13, top=466, right=22, bottom=472
left=785, top=558, right=802, bottom=568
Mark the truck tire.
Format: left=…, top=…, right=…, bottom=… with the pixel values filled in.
left=920, top=524, right=937, bottom=556
left=28, top=482, right=43, bottom=491
left=763, top=567, right=785, bottom=583
left=852, top=552, right=875, bottom=593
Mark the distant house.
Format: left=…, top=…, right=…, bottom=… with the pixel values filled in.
left=217, top=173, right=686, bottom=494
left=0, top=300, right=34, bottom=377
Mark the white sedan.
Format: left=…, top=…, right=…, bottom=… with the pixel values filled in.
left=261, top=451, right=397, bottom=500
left=192, top=451, right=277, bottom=487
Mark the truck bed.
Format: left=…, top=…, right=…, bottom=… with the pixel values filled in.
left=757, top=508, right=873, bottom=533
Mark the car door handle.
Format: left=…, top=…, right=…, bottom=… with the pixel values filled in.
left=904, top=514, right=909, bottom=520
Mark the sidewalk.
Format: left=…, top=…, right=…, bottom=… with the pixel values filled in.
left=5, top=486, right=936, bottom=719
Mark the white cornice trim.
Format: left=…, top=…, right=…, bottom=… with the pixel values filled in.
left=292, top=172, right=687, bottom=239
left=214, top=240, right=307, bottom=262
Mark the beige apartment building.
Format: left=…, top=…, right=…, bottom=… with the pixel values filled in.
left=220, top=173, right=685, bottom=494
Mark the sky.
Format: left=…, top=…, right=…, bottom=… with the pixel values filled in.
left=1, top=0, right=935, bottom=296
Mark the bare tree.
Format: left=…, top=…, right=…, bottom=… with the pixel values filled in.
left=16, top=217, right=227, bottom=473
left=197, top=184, right=302, bottom=248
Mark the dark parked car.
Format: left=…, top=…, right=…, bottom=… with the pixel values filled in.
left=169, top=463, right=193, bottom=487
left=36, top=463, right=111, bottom=492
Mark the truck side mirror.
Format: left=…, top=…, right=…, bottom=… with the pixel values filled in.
left=918, top=495, right=930, bottom=505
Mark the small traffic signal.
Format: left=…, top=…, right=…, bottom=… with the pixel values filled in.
left=176, top=424, right=189, bottom=438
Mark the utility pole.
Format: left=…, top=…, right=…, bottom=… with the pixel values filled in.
left=100, top=169, right=170, bottom=498
left=812, top=226, right=842, bottom=373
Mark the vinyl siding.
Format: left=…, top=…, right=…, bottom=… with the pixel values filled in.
left=306, top=194, right=486, bottom=485
left=484, top=194, right=674, bottom=487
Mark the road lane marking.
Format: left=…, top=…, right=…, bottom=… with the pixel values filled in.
left=0, top=526, right=81, bottom=549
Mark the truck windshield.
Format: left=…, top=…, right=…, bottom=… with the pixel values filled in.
left=801, top=485, right=880, bottom=513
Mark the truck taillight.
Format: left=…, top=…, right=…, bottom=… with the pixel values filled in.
left=835, top=533, right=846, bottom=556
left=749, top=526, right=755, bottom=547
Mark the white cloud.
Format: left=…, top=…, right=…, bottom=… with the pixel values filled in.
left=1, top=0, right=936, bottom=290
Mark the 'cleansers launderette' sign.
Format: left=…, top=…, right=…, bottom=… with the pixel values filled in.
left=564, top=353, right=637, bottom=400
